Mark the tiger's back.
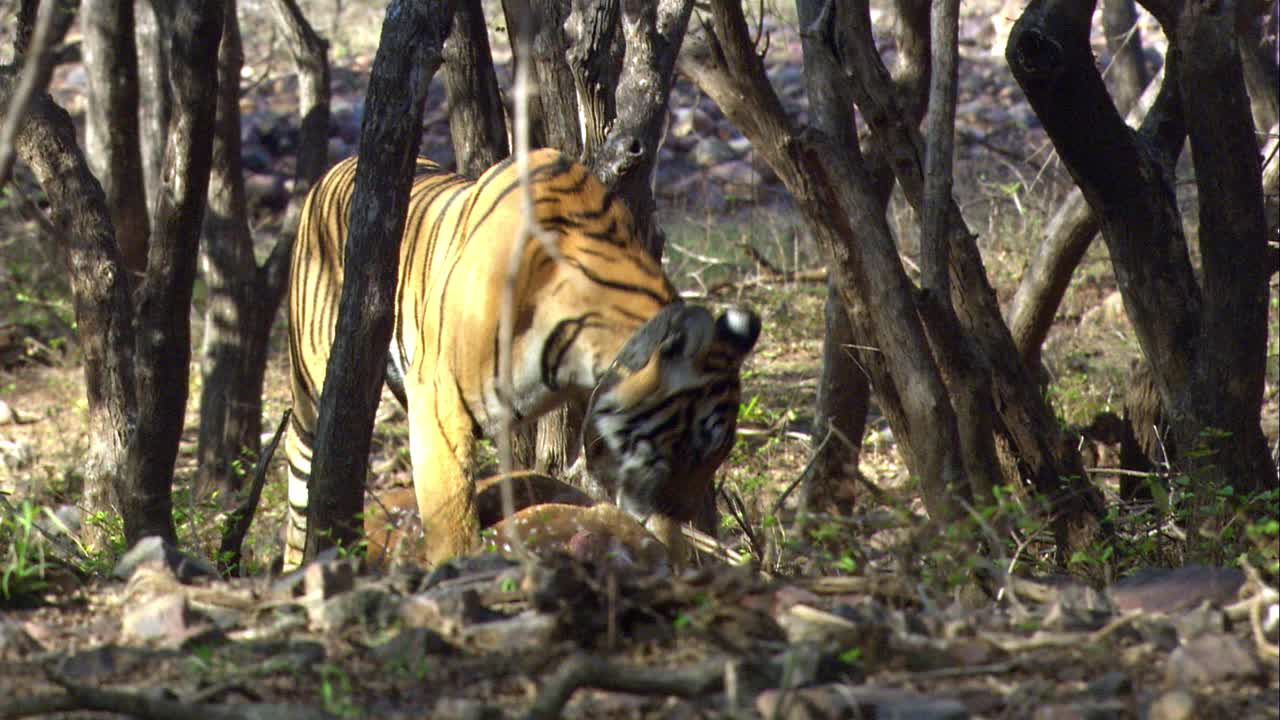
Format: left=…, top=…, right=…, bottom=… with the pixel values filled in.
left=284, top=150, right=757, bottom=569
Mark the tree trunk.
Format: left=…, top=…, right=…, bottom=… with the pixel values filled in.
left=1238, top=8, right=1278, bottom=133
left=1008, top=0, right=1275, bottom=508
left=528, top=0, right=583, bottom=156
left=841, top=0, right=1105, bottom=553
left=136, top=0, right=174, bottom=223
left=566, top=0, right=622, bottom=159
left=1102, top=0, right=1148, bottom=114
left=444, top=0, right=509, bottom=177
left=304, top=0, right=454, bottom=559
left=5, top=83, right=138, bottom=552
left=81, top=0, right=150, bottom=273
left=683, top=0, right=969, bottom=525
left=515, top=0, right=694, bottom=481
left=197, top=0, right=268, bottom=501
left=120, top=0, right=224, bottom=546
left=1007, top=65, right=1163, bottom=371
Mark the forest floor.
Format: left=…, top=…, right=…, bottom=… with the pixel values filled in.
left=1, top=0, right=1278, bottom=718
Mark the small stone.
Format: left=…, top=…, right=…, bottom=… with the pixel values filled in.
left=1033, top=701, right=1128, bottom=719
left=0, top=618, right=39, bottom=660
left=0, top=400, right=17, bottom=424
left=1165, top=633, right=1260, bottom=686
left=114, top=536, right=215, bottom=583
left=459, top=610, right=557, bottom=653
left=691, top=136, right=737, bottom=166
left=1147, top=689, right=1196, bottom=720
left=122, top=593, right=210, bottom=648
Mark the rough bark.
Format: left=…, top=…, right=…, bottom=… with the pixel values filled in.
left=682, top=0, right=968, bottom=524
left=565, top=0, right=622, bottom=158
left=136, top=0, right=174, bottom=222
left=304, top=0, right=454, bottom=559
left=528, top=0, right=584, bottom=156
left=197, top=0, right=328, bottom=503
left=1007, top=65, right=1163, bottom=371
left=516, top=0, right=693, bottom=480
left=120, top=0, right=223, bottom=545
left=81, top=0, right=149, bottom=273
left=840, top=0, right=1105, bottom=552
left=0, top=0, right=71, bottom=189
left=796, top=0, right=872, bottom=514
left=5, top=82, right=138, bottom=551
left=1102, top=0, right=1149, bottom=114
left=444, top=0, right=509, bottom=176
left=1238, top=7, right=1278, bottom=133
left=1008, top=0, right=1275, bottom=502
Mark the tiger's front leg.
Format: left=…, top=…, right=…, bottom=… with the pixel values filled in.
left=405, top=381, right=480, bottom=565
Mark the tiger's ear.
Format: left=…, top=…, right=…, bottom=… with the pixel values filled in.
left=716, top=307, right=761, bottom=358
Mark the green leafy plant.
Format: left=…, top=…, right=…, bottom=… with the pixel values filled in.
left=1, top=499, right=51, bottom=604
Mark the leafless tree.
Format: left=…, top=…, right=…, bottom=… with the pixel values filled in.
left=1009, top=0, right=1276, bottom=521
left=197, top=0, right=329, bottom=501
left=2, top=0, right=223, bottom=547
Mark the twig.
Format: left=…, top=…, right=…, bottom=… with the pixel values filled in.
left=217, top=409, right=290, bottom=577
left=41, top=669, right=337, bottom=720
left=525, top=653, right=727, bottom=720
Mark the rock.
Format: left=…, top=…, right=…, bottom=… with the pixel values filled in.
left=1147, top=689, right=1196, bottom=720
left=244, top=172, right=288, bottom=212
left=0, top=399, right=17, bottom=424
left=0, top=618, right=39, bottom=660
left=304, top=551, right=358, bottom=602
left=113, top=536, right=216, bottom=582
left=1109, top=566, right=1244, bottom=615
left=1042, top=583, right=1113, bottom=632
left=708, top=161, right=768, bottom=194
left=121, top=593, right=213, bottom=648
left=670, top=106, right=716, bottom=140
left=0, top=437, right=33, bottom=471
left=1165, top=633, right=1261, bottom=686
left=691, top=136, right=737, bottom=166
left=458, top=610, right=557, bottom=653
left=372, top=627, right=455, bottom=665
left=310, top=587, right=401, bottom=634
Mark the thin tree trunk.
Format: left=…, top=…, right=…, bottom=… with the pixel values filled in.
left=683, top=0, right=968, bottom=525
left=1007, top=64, right=1163, bottom=371
left=1102, top=0, right=1148, bottom=114
left=6, top=83, right=138, bottom=552
left=198, top=0, right=263, bottom=500
left=528, top=0, right=583, bottom=157
left=444, top=0, right=509, bottom=177
left=81, top=0, right=149, bottom=273
left=843, top=0, right=1105, bottom=553
left=136, top=0, right=174, bottom=223
left=120, top=0, right=224, bottom=545
left=304, top=0, right=454, bottom=559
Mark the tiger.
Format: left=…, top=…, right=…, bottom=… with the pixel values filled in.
left=284, top=149, right=760, bottom=569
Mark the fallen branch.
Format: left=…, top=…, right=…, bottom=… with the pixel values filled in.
left=217, top=409, right=290, bottom=577
left=525, top=653, right=728, bottom=720
left=22, top=670, right=338, bottom=720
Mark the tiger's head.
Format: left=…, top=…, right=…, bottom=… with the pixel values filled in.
left=582, top=303, right=761, bottom=534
